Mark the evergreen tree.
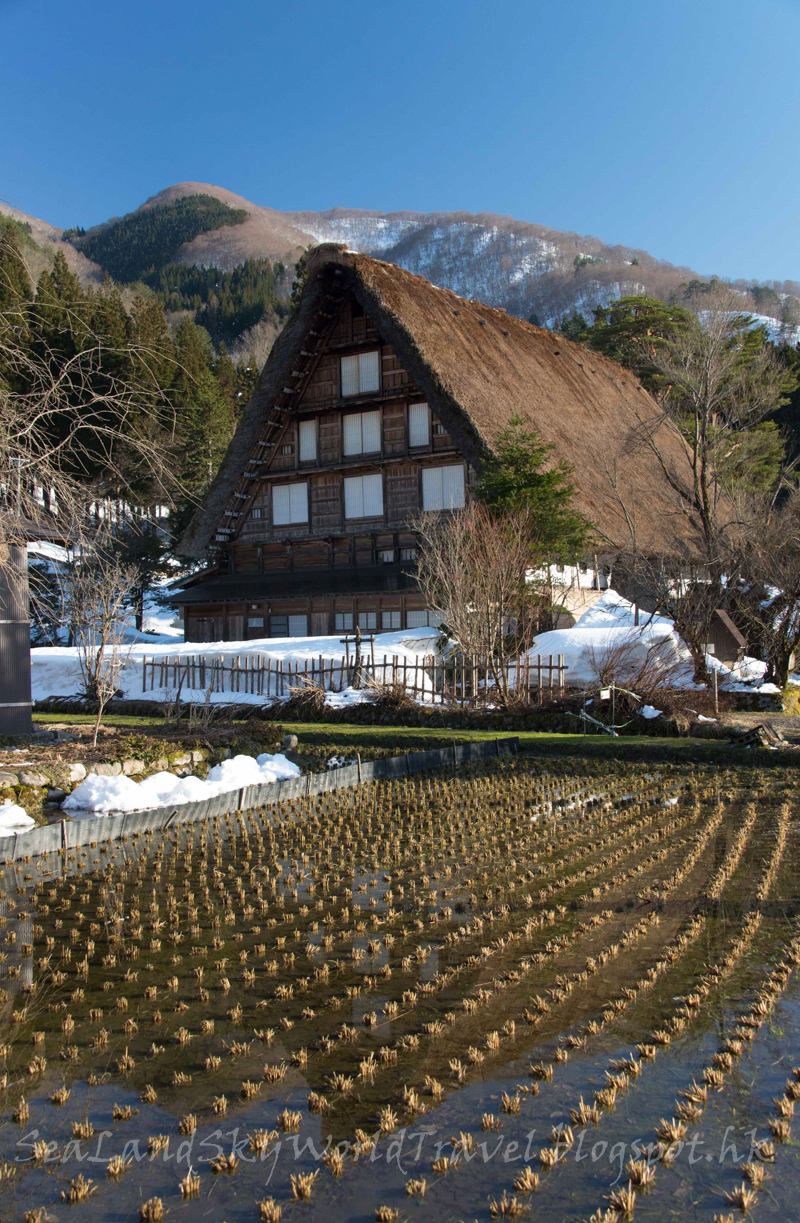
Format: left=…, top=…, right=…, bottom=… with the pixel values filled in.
left=170, top=319, right=237, bottom=534
left=474, top=415, right=591, bottom=556
left=0, top=220, right=33, bottom=312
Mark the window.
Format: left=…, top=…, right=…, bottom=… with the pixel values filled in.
left=272, top=482, right=308, bottom=525
left=299, top=419, right=317, bottom=462
left=358, top=611, right=377, bottom=629
left=343, top=410, right=381, bottom=455
left=382, top=610, right=401, bottom=630
left=379, top=549, right=394, bottom=563
left=270, top=614, right=308, bottom=637
left=341, top=351, right=380, bottom=396
left=247, top=616, right=264, bottom=629
left=421, top=465, right=465, bottom=511
left=250, top=507, right=262, bottom=519
left=400, top=547, right=416, bottom=561
left=407, top=610, right=442, bottom=628
left=344, top=473, right=383, bottom=519
left=434, top=420, right=448, bottom=436
left=408, top=403, right=430, bottom=447
left=281, top=444, right=294, bottom=456
left=334, top=612, right=354, bottom=631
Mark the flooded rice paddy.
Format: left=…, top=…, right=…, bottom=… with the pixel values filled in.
left=0, top=755, right=798, bottom=1222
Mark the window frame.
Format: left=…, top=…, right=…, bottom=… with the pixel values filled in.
left=344, top=472, right=384, bottom=520
left=271, top=481, right=309, bottom=526
left=298, top=418, right=317, bottom=463
left=408, top=402, right=431, bottom=448
left=341, top=350, right=381, bottom=398
left=343, top=409, right=381, bottom=457
left=421, top=464, right=466, bottom=512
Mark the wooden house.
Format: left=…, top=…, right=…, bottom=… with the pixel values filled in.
left=176, top=244, right=699, bottom=641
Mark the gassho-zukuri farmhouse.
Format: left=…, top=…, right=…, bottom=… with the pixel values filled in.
left=175, top=243, right=698, bottom=641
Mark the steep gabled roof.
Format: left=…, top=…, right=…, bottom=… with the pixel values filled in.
left=181, top=244, right=701, bottom=558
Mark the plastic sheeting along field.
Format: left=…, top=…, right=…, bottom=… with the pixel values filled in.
left=1, top=754, right=800, bottom=1222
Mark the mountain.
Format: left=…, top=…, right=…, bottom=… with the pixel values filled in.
left=6, top=183, right=800, bottom=352
left=0, top=199, right=105, bottom=287
left=134, top=186, right=703, bottom=327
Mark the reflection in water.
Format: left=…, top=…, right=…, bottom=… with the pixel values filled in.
left=0, top=758, right=796, bottom=1221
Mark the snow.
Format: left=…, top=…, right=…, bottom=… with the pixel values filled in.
left=528, top=590, right=779, bottom=695
left=526, top=621, right=693, bottom=690
left=31, top=626, right=441, bottom=705
left=640, top=705, right=663, bottom=720
left=27, top=541, right=69, bottom=564
left=28, top=582, right=780, bottom=708
left=0, top=803, right=36, bottom=834
left=62, top=752, right=300, bottom=816
left=573, top=589, right=674, bottom=630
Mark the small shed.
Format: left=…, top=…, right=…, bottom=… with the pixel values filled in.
left=707, top=608, right=747, bottom=669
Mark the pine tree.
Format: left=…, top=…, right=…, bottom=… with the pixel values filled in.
left=474, top=415, right=591, bottom=556
left=170, top=320, right=237, bottom=533
left=0, top=220, right=33, bottom=311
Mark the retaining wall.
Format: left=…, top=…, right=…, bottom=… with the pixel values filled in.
left=0, top=737, right=519, bottom=865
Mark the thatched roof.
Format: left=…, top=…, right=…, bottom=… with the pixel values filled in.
left=182, top=244, right=700, bottom=558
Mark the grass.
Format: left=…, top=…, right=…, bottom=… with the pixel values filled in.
left=31, top=713, right=798, bottom=765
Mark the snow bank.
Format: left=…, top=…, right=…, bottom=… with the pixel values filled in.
left=541, top=589, right=780, bottom=694
left=62, top=752, right=300, bottom=815
left=0, top=803, right=36, bottom=834
left=574, top=589, right=674, bottom=630
left=527, top=619, right=694, bottom=690
left=31, top=627, right=441, bottom=705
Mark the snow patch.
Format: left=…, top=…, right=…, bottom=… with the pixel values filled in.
left=0, top=804, right=36, bottom=834
left=62, top=752, right=300, bottom=816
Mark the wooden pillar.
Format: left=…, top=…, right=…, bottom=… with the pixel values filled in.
left=0, top=544, right=33, bottom=735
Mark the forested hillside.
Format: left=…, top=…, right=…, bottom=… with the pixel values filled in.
left=150, top=259, right=289, bottom=347
left=67, top=194, right=248, bottom=283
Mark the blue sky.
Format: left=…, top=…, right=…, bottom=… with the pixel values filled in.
left=2, top=0, right=799, bottom=281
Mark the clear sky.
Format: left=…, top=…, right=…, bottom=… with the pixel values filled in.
left=2, top=0, right=799, bottom=282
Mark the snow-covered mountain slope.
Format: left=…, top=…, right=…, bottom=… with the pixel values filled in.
left=283, top=206, right=692, bottom=326
left=12, top=184, right=800, bottom=332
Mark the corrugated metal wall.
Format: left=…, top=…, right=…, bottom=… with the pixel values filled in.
left=0, top=544, right=32, bottom=735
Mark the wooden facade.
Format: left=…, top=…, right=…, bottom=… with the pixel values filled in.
left=178, top=292, right=467, bottom=641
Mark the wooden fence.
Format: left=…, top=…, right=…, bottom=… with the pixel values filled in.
left=141, top=653, right=567, bottom=705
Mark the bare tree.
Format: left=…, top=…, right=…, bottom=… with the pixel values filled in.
left=606, top=287, right=795, bottom=683
left=411, top=501, right=557, bottom=705
left=0, top=235, right=181, bottom=571
left=64, top=536, right=137, bottom=745
left=633, top=283, right=792, bottom=556
left=586, top=632, right=689, bottom=703
left=732, top=491, right=800, bottom=687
